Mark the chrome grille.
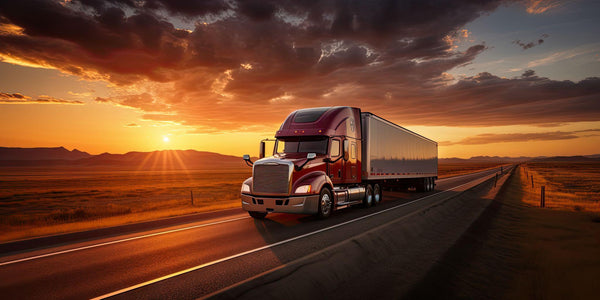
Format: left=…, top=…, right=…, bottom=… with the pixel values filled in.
left=253, top=163, right=291, bottom=194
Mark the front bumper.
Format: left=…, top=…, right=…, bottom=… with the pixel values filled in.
left=241, top=193, right=320, bottom=215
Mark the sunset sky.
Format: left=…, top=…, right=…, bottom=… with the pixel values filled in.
left=0, top=0, right=599, bottom=158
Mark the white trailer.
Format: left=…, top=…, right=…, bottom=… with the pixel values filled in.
left=361, top=112, right=438, bottom=191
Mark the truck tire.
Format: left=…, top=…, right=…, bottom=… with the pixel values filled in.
left=317, top=187, right=333, bottom=219
left=248, top=211, right=267, bottom=219
left=373, top=184, right=382, bottom=205
left=363, top=184, right=373, bottom=208
left=428, top=178, right=435, bottom=191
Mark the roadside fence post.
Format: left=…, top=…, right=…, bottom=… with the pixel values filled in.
left=541, top=186, right=545, bottom=208
left=191, top=190, right=194, bottom=206
left=531, top=175, right=534, bottom=189
left=494, top=173, right=498, bottom=188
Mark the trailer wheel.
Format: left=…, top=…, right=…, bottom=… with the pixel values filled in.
left=373, top=184, right=382, bottom=205
left=317, top=187, right=333, bottom=219
left=428, top=178, right=435, bottom=191
left=363, top=184, right=373, bottom=208
left=248, top=211, right=267, bottom=219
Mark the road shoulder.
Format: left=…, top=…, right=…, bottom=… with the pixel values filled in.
left=407, top=165, right=600, bottom=299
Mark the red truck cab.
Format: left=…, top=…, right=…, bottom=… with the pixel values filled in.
left=241, top=107, right=364, bottom=218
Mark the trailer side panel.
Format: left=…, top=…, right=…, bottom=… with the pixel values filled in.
left=361, top=113, right=437, bottom=180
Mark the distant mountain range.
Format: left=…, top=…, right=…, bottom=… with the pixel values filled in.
left=0, top=146, right=92, bottom=161
left=0, top=147, right=248, bottom=169
left=439, top=155, right=600, bottom=163
left=0, top=147, right=598, bottom=169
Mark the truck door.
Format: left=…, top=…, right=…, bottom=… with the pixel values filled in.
left=338, top=139, right=358, bottom=183
left=344, top=140, right=358, bottom=182
left=329, top=138, right=343, bottom=184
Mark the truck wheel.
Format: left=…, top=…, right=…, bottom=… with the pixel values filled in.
left=248, top=211, right=267, bottom=219
left=363, top=184, right=373, bottom=208
left=428, top=178, right=435, bottom=191
left=317, top=188, right=333, bottom=219
left=373, top=184, right=382, bottom=205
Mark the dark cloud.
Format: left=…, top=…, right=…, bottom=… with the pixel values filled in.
left=404, top=73, right=600, bottom=127
left=1, top=1, right=599, bottom=132
left=0, top=0, right=501, bottom=82
left=238, top=0, right=277, bottom=21
left=0, top=0, right=190, bottom=83
left=0, top=92, right=83, bottom=104
left=440, top=129, right=600, bottom=146
left=73, top=0, right=230, bottom=17
left=522, top=69, right=536, bottom=77
left=513, top=34, right=549, bottom=50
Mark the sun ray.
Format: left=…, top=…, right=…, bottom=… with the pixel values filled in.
left=170, top=150, right=193, bottom=181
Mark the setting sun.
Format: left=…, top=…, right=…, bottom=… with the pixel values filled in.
left=163, top=136, right=170, bottom=143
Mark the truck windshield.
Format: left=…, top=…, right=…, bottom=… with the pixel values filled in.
left=276, top=137, right=328, bottom=155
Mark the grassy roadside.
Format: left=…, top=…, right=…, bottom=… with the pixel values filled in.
left=509, top=165, right=600, bottom=299
left=520, top=161, right=600, bottom=212
left=0, top=169, right=250, bottom=243
left=407, top=165, right=600, bottom=299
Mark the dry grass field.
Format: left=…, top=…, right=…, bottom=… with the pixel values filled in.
left=0, top=168, right=251, bottom=242
left=0, top=162, right=501, bottom=242
left=519, top=161, right=600, bottom=212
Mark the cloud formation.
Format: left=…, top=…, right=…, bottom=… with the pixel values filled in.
left=0, top=92, right=83, bottom=104
left=513, top=34, right=548, bottom=50
left=0, top=1, right=598, bottom=132
left=524, top=0, right=563, bottom=14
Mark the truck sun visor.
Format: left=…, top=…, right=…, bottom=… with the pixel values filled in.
left=293, top=107, right=330, bottom=123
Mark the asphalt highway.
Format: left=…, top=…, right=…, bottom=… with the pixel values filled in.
left=0, top=166, right=510, bottom=299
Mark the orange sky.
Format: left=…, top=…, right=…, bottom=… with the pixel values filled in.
left=0, top=0, right=599, bottom=158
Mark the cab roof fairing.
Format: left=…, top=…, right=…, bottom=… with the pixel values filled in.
left=275, top=106, right=361, bottom=139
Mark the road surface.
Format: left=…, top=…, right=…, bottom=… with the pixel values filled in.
left=0, top=166, right=510, bottom=299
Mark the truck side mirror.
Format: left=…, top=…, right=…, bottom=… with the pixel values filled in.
left=243, top=154, right=253, bottom=167
left=259, top=141, right=266, bottom=159
left=295, top=153, right=317, bottom=171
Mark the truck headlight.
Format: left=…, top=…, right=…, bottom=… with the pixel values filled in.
left=294, top=185, right=312, bottom=194
left=241, top=183, right=251, bottom=193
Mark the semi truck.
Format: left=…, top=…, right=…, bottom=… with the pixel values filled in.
left=241, top=106, right=437, bottom=219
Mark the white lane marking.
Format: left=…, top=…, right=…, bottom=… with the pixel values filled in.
left=92, top=172, right=502, bottom=300
left=0, top=216, right=250, bottom=267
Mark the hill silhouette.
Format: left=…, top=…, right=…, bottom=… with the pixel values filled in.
left=0, top=147, right=247, bottom=169
left=0, top=146, right=91, bottom=161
